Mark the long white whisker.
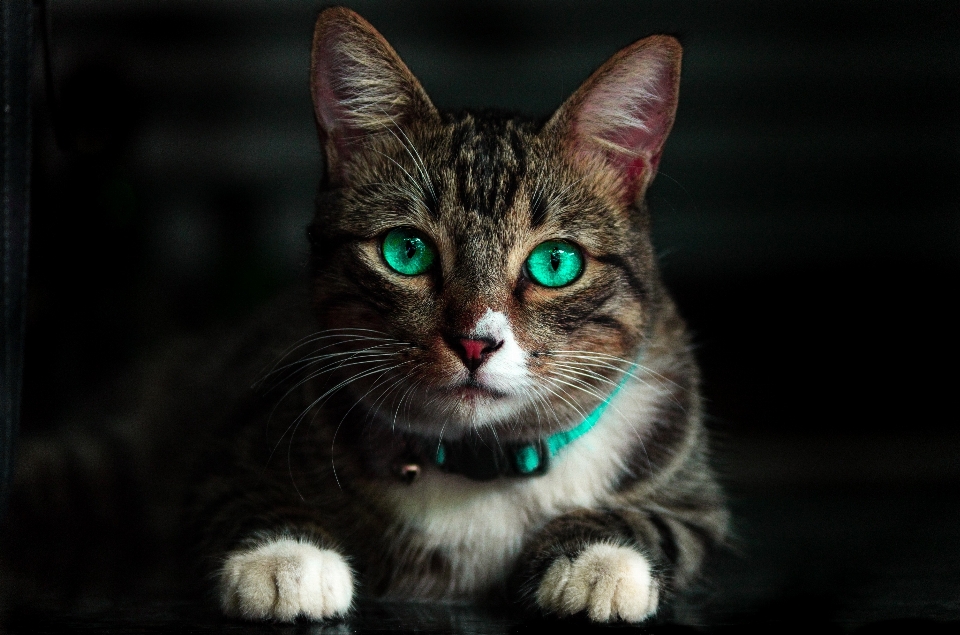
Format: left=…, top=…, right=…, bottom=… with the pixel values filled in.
left=329, top=361, right=417, bottom=490
left=375, top=109, right=438, bottom=205
left=275, top=361, right=400, bottom=500
left=261, top=353, right=396, bottom=470
left=370, top=148, right=427, bottom=201
left=549, top=354, right=664, bottom=387
left=261, top=337, right=405, bottom=387
left=366, top=363, right=426, bottom=426
left=548, top=350, right=688, bottom=392
left=263, top=347, right=402, bottom=392
left=268, top=352, right=400, bottom=416
left=547, top=369, right=611, bottom=403
left=538, top=378, right=589, bottom=424
left=564, top=359, right=688, bottom=413
left=257, top=329, right=399, bottom=381
left=393, top=377, right=423, bottom=432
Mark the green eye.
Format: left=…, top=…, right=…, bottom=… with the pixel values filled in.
left=382, top=227, right=436, bottom=276
left=525, top=240, right=584, bottom=287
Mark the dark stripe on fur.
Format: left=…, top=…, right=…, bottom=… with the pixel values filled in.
left=546, top=285, right=618, bottom=334
left=584, top=314, right=627, bottom=333
left=594, top=253, right=648, bottom=301
left=646, top=512, right=680, bottom=565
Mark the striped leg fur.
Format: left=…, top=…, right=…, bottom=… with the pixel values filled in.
left=515, top=495, right=726, bottom=624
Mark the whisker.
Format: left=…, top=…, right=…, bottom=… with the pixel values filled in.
left=547, top=368, right=648, bottom=431
left=548, top=354, right=674, bottom=389
left=328, top=360, right=417, bottom=490
left=266, top=333, right=406, bottom=376
left=258, top=328, right=398, bottom=375
left=267, top=352, right=401, bottom=417
left=538, top=378, right=589, bottom=423
left=435, top=419, right=448, bottom=463
left=261, top=352, right=396, bottom=458
left=375, top=109, right=438, bottom=205
left=545, top=370, right=610, bottom=404
left=527, top=383, right=558, bottom=439
left=547, top=350, right=688, bottom=392
left=369, top=148, right=427, bottom=201
left=551, top=365, right=621, bottom=389
left=267, top=360, right=401, bottom=499
left=365, top=363, right=426, bottom=426
left=392, top=377, right=423, bottom=431
left=262, top=347, right=401, bottom=393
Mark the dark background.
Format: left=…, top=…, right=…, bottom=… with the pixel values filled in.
left=15, top=0, right=960, bottom=631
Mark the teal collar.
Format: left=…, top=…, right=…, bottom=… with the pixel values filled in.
left=432, top=361, right=637, bottom=480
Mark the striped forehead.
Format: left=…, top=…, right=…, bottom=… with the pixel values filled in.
left=437, top=113, right=531, bottom=222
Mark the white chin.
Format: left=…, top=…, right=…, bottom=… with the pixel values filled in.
left=414, top=389, right=527, bottom=437
left=451, top=393, right=521, bottom=426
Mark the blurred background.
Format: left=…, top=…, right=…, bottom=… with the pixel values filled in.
left=17, top=0, right=960, bottom=628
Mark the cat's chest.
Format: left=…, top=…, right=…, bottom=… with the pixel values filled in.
left=376, top=379, right=663, bottom=595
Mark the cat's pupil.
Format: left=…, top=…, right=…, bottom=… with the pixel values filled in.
left=550, top=250, right=561, bottom=271
left=404, top=239, right=417, bottom=259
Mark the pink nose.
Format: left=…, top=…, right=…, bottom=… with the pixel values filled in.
left=460, top=338, right=487, bottom=361
left=456, top=337, right=501, bottom=372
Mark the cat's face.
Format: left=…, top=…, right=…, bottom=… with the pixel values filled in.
left=307, top=8, right=680, bottom=440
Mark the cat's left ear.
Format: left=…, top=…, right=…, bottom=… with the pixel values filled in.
left=544, top=35, right=682, bottom=204
left=311, top=7, right=440, bottom=185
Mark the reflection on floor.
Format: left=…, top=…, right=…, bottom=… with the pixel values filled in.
left=4, top=481, right=960, bottom=633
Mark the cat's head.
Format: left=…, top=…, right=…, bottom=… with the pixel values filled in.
left=306, top=8, right=681, bottom=440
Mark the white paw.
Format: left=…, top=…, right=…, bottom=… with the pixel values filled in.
left=536, top=543, right=658, bottom=623
left=220, top=538, right=353, bottom=622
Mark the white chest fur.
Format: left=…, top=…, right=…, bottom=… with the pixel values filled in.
left=379, top=375, right=668, bottom=596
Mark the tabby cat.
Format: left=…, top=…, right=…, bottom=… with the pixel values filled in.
left=11, top=5, right=728, bottom=625
left=188, top=7, right=728, bottom=623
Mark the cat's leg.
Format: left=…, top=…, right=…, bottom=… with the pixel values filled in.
left=192, top=478, right=356, bottom=622
left=218, top=528, right=354, bottom=622
left=514, top=497, right=726, bottom=623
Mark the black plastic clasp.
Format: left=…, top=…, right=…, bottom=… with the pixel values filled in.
left=434, top=438, right=549, bottom=481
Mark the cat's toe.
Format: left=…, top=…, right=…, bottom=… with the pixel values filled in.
left=535, top=554, right=573, bottom=612
left=535, top=543, right=658, bottom=623
left=220, top=538, right=353, bottom=622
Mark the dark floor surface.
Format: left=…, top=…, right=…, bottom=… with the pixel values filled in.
left=4, top=481, right=959, bottom=634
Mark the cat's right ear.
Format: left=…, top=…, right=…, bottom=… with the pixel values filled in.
left=311, top=7, right=439, bottom=185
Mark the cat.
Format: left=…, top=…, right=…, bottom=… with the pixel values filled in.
left=7, top=5, right=727, bottom=625
left=193, top=6, right=728, bottom=623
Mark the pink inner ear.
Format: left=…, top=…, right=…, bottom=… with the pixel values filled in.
left=579, top=80, right=674, bottom=172
left=566, top=38, right=681, bottom=202
left=311, top=12, right=438, bottom=185
left=312, top=24, right=358, bottom=177
left=314, top=60, right=342, bottom=139
left=623, top=156, right=646, bottom=202
left=625, top=156, right=646, bottom=183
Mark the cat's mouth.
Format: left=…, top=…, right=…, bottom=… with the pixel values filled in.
left=448, top=378, right=506, bottom=401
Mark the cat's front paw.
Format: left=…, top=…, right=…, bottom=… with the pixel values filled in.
left=535, top=543, right=658, bottom=623
left=220, top=538, right=353, bottom=622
